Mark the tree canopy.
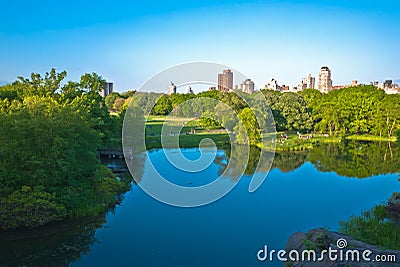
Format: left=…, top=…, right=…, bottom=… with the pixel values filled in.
left=0, top=69, right=129, bottom=230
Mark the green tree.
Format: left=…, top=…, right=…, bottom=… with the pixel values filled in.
left=105, top=92, right=121, bottom=110
left=153, top=95, right=172, bottom=115
left=234, top=107, right=261, bottom=145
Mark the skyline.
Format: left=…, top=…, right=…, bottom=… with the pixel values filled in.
left=1, top=0, right=400, bottom=92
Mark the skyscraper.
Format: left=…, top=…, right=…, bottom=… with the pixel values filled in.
left=218, top=69, right=233, bottom=92
left=168, top=81, right=177, bottom=95
left=185, top=85, right=194, bottom=94
left=100, top=82, right=114, bottom=97
left=318, top=66, right=333, bottom=93
left=240, top=78, right=255, bottom=94
left=298, top=74, right=315, bottom=90
left=265, top=78, right=279, bottom=91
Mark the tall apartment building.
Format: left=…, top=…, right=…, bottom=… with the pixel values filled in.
left=218, top=69, right=233, bottom=92
left=185, top=85, right=194, bottom=94
left=168, top=82, right=177, bottom=95
left=318, top=66, right=333, bottom=93
left=384, top=80, right=393, bottom=89
left=265, top=78, right=279, bottom=91
left=100, top=82, right=114, bottom=97
left=240, top=78, right=255, bottom=94
left=298, top=74, right=315, bottom=90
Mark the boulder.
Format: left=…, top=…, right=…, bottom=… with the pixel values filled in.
left=285, top=228, right=400, bottom=267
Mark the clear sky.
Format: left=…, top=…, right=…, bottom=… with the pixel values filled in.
left=1, top=0, right=399, bottom=92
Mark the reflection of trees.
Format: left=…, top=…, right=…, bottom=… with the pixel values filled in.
left=272, top=151, right=308, bottom=173
left=123, top=105, right=146, bottom=184
left=125, top=152, right=146, bottom=184
left=0, top=217, right=105, bottom=267
left=213, top=141, right=400, bottom=179
left=307, top=141, right=400, bottom=178
left=214, top=146, right=274, bottom=180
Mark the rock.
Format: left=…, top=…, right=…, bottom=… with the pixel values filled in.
left=286, top=232, right=306, bottom=252
left=285, top=228, right=400, bottom=267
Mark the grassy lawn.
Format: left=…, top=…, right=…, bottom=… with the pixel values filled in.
left=261, top=132, right=397, bottom=152
left=345, top=134, right=397, bottom=142
left=145, top=117, right=230, bottom=149
left=113, top=116, right=398, bottom=151
left=261, top=132, right=342, bottom=151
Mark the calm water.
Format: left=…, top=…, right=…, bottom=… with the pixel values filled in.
left=1, top=142, right=399, bottom=267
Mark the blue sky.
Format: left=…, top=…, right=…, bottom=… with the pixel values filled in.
left=0, top=0, right=399, bottom=91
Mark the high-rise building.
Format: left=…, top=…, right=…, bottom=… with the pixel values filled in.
left=318, top=66, right=333, bottom=93
left=384, top=80, right=393, bottom=89
left=168, top=82, right=177, bottom=95
left=240, top=78, right=255, bottom=94
left=351, top=80, right=359, bottom=87
left=218, top=69, right=233, bottom=92
left=100, top=82, right=114, bottom=97
left=298, top=74, right=315, bottom=90
left=185, top=85, right=194, bottom=94
left=265, top=78, right=279, bottom=91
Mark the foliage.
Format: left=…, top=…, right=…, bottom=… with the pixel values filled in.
left=307, top=141, right=400, bottom=178
left=105, top=92, right=121, bottom=110
left=152, top=95, right=172, bottom=115
left=0, top=69, right=129, bottom=230
left=117, top=85, right=399, bottom=140
left=0, top=186, right=66, bottom=230
left=340, top=204, right=400, bottom=250
left=312, top=86, right=400, bottom=136
left=234, top=107, right=261, bottom=145
left=200, top=110, right=220, bottom=128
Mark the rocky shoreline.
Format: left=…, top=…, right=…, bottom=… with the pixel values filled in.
left=285, top=228, right=400, bottom=267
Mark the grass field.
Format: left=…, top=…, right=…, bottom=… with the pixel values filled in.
left=144, top=117, right=231, bottom=149
left=345, top=134, right=397, bottom=142
left=116, top=116, right=398, bottom=151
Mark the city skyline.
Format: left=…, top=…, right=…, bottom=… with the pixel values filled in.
left=164, top=64, right=399, bottom=95
left=1, top=0, right=400, bottom=91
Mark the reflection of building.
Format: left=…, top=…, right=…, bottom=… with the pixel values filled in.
left=185, top=85, right=194, bottom=94
left=240, top=78, right=255, bottom=94
left=168, top=82, right=176, bottom=95
left=298, top=74, right=315, bottom=90
left=218, top=69, right=233, bottom=92
left=100, top=82, right=113, bottom=97
left=318, top=66, right=333, bottom=93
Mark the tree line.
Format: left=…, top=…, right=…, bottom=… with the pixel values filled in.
left=110, top=84, right=400, bottom=144
left=0, top=69, right=129, bottom=230
left=1, top=68, right=400, bottom=230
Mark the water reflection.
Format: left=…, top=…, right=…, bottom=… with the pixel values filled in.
left=0, top=217, right=105, bottom=267
left=0, top=141, right=399, bottom=266
left=213, top=141, right=400, bottom=179
left=308, top=141, right=400, bottom=178
left=215, top=144, right=275, bottom=180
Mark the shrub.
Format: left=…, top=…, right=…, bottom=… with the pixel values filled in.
left=0, top=186, right=66, bottom=230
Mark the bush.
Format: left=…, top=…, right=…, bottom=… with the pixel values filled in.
left=0, top=186, right=66, bottom=230
left=339, top=204, right=400, bottom=250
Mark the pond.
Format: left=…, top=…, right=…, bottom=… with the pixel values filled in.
left=1, top=141, right=399, bottom=267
